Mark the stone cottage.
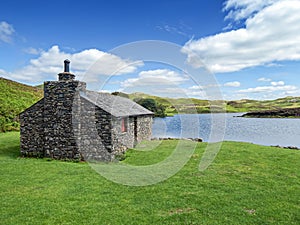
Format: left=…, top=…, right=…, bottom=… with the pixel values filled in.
left=20, top=60, right=154, bottom=161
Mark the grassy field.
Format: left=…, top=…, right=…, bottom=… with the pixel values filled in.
left=0, top=132, right=299, bottom=224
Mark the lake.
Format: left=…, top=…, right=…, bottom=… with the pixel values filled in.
left=152, top=113, right=300, bottom=147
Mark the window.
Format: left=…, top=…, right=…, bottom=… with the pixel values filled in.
left=121, top=118, right=128, bottom=132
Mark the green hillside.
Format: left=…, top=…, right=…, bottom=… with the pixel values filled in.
left=0, top=77, right=43, bottom=132
left=226, top=97, right=300, bottom=112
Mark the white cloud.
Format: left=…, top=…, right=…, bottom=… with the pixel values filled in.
left=1, top=45, right=143, bottom=84
left=182, top=0, right=300, bottom=73
left=265, top=62, right=283, bottom=67
left=189, top=84, right=220, bottom=90
left=224, top=81, right=241, bottom=87
left=284, top=89, right=300, bottom=96
left=186, top=84, right=223, bottom=99
left=186, top=90, right=207, bottom=98
left=121, top=69, right=187, bottom=88
left=154, top=87, right=193, bottom=98
left=0, top=69, right=6, bottom=76
left=23, top=47, right=43, bottom=55
left=223, top=0, right=278, bottom=21
left=237, top=84, right=297, bottom=93
left=0, top=21, right=14, bottom=43
left=258, top=77, right=271, bottom=82
left=189, top=85, right=203, bottom=90
left=271, top=81, right=284, bottom=86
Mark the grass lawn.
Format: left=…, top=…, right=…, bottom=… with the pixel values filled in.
left=0, top=132, right=299, bottom=224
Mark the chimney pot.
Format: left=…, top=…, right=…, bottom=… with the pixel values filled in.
left=64, top=59, right=70, bottom=72
left=58, top=59, right=75, bottom=81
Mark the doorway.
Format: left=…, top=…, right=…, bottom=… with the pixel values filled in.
left=134, top=117, right=138, bottom=144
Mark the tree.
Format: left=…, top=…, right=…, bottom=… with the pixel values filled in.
left=134, top=98, right=167, bottom=117
left=111, top=92, right=129, bottom=98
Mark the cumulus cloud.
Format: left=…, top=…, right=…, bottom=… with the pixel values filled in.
left=155, top=86, right=211, bottom=99
left=1, top=45, right=143, bottom=84
left=188, top=85, right=203, bottom=90
left=186, top=84, right=224, bottom=99
left=182, top=0, right=300, bottom=73
left=284, top=89, right=300, bottom=96
left=188, top=84, right=220, bottom=90
left=0, top=69, right=6, bottom=76
left=237, top=84, right=297, bottom=93
left=23, top=47, right=43, bottom=55
left=271, top=81, right=284, bottom=86
left=223, top=0, right=278, bottom=21
left=224, top=81, right=241, bottom=87
left=257, top=77, right=271, bottom=82
left=121, top=69, right=187, bottom=88
left=0, top=21, right=14, bottom=43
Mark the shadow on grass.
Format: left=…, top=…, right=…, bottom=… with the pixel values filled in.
left=0, top=132, right=21, bottom=159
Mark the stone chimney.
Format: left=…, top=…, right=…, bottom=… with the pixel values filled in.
left=43, top=60, right=86, bottom=159
left=58, top=59, right=75, bottom=81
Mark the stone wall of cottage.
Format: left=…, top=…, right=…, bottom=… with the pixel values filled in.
left=20, top=99, right=44, bottom=157
left=136, top=115, right=153, bottom=143
left=75, top=97, right=113, bottom=161
left=110, top=115, right=153, bottom=157
left=111, top=117, right=135, bottom=157
left=75, top=102, right=153, bottom=161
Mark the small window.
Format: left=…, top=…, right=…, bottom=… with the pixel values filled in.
left=121, top=118, right=128, bottom=132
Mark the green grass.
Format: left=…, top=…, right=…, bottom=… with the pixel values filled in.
left=0, top=132, right=299, bottom=224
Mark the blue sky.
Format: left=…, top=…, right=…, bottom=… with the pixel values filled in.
left=1, top=0, right=300, bottom=100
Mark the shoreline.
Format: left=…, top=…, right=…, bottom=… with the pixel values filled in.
left=240, top=107, right=300, bottom=118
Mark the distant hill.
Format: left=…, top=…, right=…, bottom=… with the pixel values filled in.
left=226, top=97, right=300, bottom=112
left=128, top=92, right=212, bottom=115
left=128, top=92, right=300, bottom=115
left=0, top=77, right=43, bottom=132
left=1, top=77, right=300, bottom=132
left=35, top=83, right=44, bottom=89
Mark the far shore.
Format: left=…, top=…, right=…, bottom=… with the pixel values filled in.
left=240, top=107, right=300, bottom=118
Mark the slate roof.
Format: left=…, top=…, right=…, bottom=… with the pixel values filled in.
left=81, top=90, right=154, bottom=117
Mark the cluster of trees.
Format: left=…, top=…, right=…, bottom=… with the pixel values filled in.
left=111, top=92, right=167, bottom=117
left=133, top=98, right=167, bottom=117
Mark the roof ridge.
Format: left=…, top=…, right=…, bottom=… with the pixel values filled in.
left=81, top=91, right=154, bottom=117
